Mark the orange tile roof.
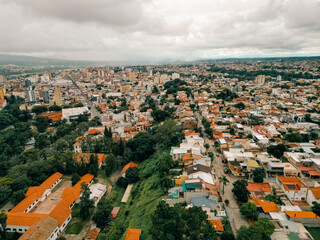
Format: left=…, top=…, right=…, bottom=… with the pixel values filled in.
left=247, top=183, right=272, bottom=193
left=86, top=228, right=100, bottom=240
left=88, top=129, right=102, bottom=135
left=261, top=202, right=278, bottom=213
left=6, top=212, right=48, bottom=227
left=311, top=186, right=320, bottom=199
left=19, top=216, right=59, bottom=240
left=52, top=173, right=94, bottom=226
left=125, top=228, right=141, bottom=240
left=183, top=154, right=202, bottom=161
left=49, top=200, right=73, bottom=226
left=285, top=211, right=319, bottom=219
left=121, top=162, right=138, bottom=174
left=39, top=112, right=62, bottom=121
left=40, top=172, right=63, bottom=189
left=74, top=153, right=106, bottom=166
left=0, top=99, right=7, bottom=105
left=184, top=132, right=200, bottom=137
left=278, top=176, right=306, bottom=191
left=10, top=173, right=63, bottom=213
left=210, top=220, right=224, bottom=231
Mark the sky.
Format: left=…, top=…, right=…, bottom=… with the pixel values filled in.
left=0, top=0, right=320, bottom=63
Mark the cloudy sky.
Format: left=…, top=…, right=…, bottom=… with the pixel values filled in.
left=0, top=0, right=319, bottom=62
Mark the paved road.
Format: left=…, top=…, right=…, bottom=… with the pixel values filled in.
left=196, top=113, right=249, bottom=234
left=68, top=73, right=102, bottom=122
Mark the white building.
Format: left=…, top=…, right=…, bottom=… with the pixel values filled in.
left=62, top=107, right=90, bottom=122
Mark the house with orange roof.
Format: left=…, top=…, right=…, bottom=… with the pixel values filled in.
left=0, top=98, right=7, bottom=109
left=276, top=176, right=308, bottom=201
left=247, top=182, right=272, bottom=199
left=251, top=199, right=279, bottom=213
left=88, top=129, right=102, bottom=135
left=121, top=162, right=138, bottom=177
left=210, top=220, right=224, bottom=233
left=10, top=173, right=63, bottom=214
left=4, top=173, right=98, bottom=239
left=307, top=186, right=320, bottom=206
left=285, top=211, right=320, bottom=226
left=74, top=153, right=106, bottom=168
left=125, top=228, right=141, bottom=240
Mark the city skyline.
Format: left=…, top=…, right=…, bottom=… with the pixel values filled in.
left=0, top=0, right=319, bottom=62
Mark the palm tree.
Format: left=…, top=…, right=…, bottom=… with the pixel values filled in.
left=219, top=175, right=229, bottom=195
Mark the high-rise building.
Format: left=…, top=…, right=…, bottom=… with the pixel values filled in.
left=129, top=72, right=136, bottom=82
left=0, top=75, right=6, bottom=84
left=277, top=75, right=282, bottom=81
left=25, top=79, right=32, bottom=88
left=172, top=73, right=180, bottom=80
left=54, top=88, right=63, bottom=106
left=0, top=88, right=5, bottom=99
left=255, top=75, right=265, bottom=85
left=25, top=88, right=36, bottom=103
left=98, top=69, right=105, bottom=77
left=42, top=88, right=50, bottom=104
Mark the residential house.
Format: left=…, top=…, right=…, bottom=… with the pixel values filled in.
left=276, top=176, right=308, bottom=201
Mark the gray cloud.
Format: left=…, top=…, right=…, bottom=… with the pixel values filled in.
left=0, top=0, right=319, bottom=62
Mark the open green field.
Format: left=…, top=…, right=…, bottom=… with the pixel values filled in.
left=99, top=151, right=170, bottom=240
left=306, top=227, right=320, bottom=240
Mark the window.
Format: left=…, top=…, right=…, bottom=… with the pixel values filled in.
left=19, top=229, right=22, bottom=232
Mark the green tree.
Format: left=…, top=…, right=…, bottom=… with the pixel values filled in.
left=31, top=105, right=48, bottom=114
left=150, top=201, right=217, bottom=240
left=234, top=102, right=245, bottom=110
left=265, top=194, right=283, bottom=205
left=240, top=202, right=259, bottom=220
left=253, top=168, right=265, bottom=183
left=93, top=199, right=112, bottom=228
left=253, top=218, right=275, bottom=239
left=285, top=132, right=302, bottom=142
left=34, top=116, right=52, bottom=133
left=219, top=175, right=229, bottom=195
left=0, top=211, right=7, bottom=239
left=312, top=202, right=320, bottom=217
left=152, top=85, right=159, bottom=93
left=71, top=173, right=81, bottom=186
left=232, top=180, right=250, bottom=203
left=116, top=176, right=129, bottom=188
left=0, top=185, right=11, bottom=204
left=49, top=105, right=62, bottom=112
left=221, top=230, right=235, bottom=240
left=236, top=225, right=263, bottom=240
left=79, top=183, right=94, bottom=220
left=105, top=154, right=117, bottom=177
left=12, top=189, right=27, bottom=205
left=125, top=167, right=139, bottom=184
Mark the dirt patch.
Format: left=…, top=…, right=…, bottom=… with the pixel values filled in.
left=32, top=180, right=72, bottom=214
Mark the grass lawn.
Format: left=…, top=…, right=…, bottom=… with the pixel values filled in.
left=306, top=227, right=320, bottom=240
left=65, top=218, right=85, bottom=234
left=104, top=174, right=163, bottom=240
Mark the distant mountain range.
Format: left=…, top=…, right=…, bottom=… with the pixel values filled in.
left=0, top=54, right=102, bottom=67
left=0, top=54, right=319, bottom=68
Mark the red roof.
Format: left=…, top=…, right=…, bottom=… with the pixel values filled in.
left=121, top=162, right=138, bottom=174
left=278, top=176, right=306, bottom=191
left=247, top=183, right=272, bottom=193
left=210, top=220, right=224, bottom=231
left=88, top=129, right=102, bottom=135
left=125, top=229, right=141, bottom=240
